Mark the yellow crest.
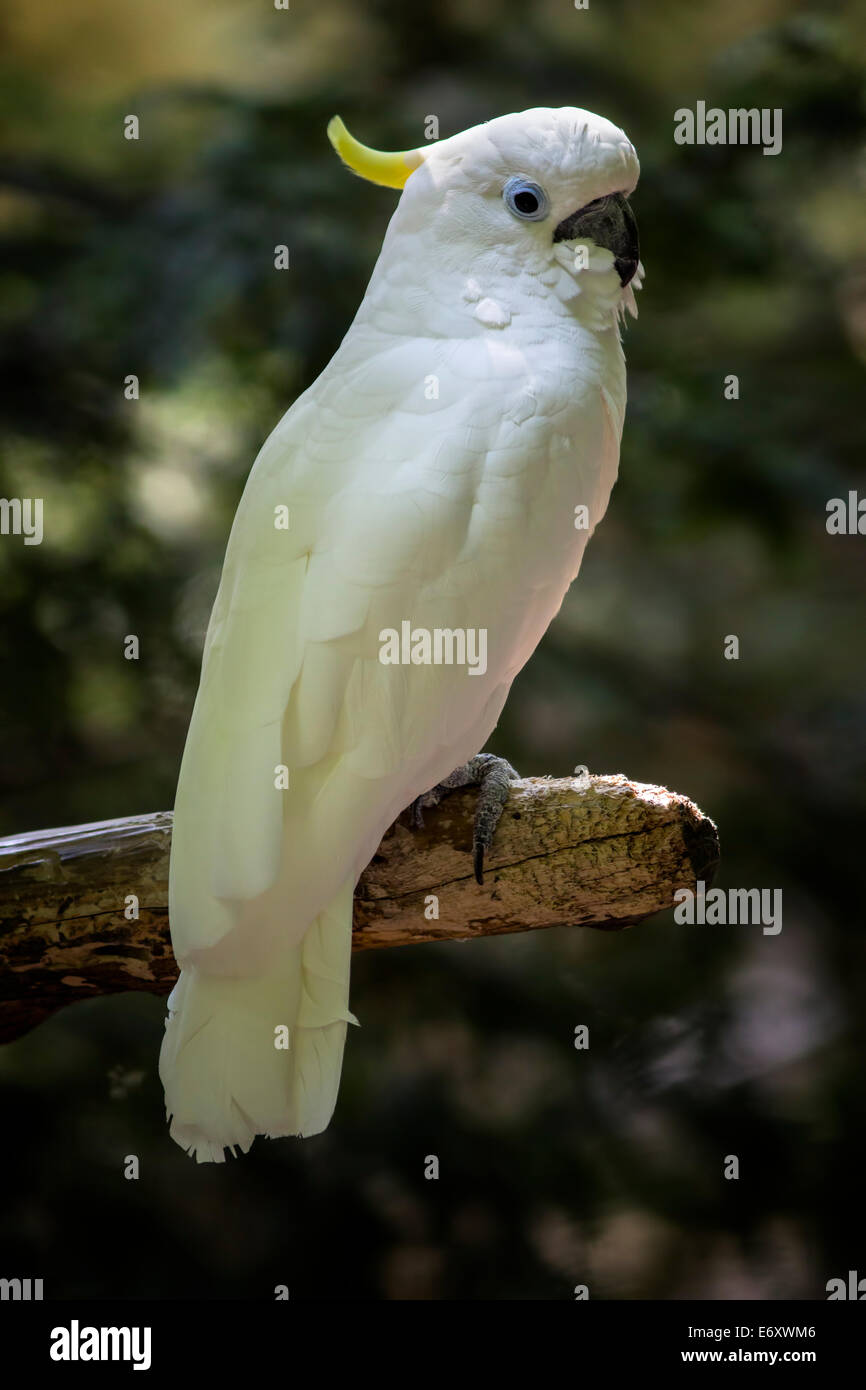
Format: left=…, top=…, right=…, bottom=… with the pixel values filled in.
left=327, top=116, right=425, bottom=190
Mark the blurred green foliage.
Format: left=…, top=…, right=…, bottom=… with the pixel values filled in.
left=1, top=0, right=865, bottom=1299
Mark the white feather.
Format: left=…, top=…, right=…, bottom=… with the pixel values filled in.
left=161, top=105, right=641, bottom=1159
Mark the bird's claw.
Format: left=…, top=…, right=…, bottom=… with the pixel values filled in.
left=407, top=753, right=519, bottom=886
left=467, top=754, right=519, bottom=884
left=408, top=785, right=444, bottom=829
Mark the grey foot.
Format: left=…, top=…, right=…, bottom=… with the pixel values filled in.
left=408, top=753, right=520, bottom=886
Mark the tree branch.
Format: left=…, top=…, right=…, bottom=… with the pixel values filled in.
left=0, top=774, right=718, bottom=1043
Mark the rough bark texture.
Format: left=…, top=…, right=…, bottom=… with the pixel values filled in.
left=0, top=773, right=718, bottom=1042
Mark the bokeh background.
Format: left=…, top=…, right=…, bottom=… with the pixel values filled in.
left=1, top=0, right=865, bottom=1300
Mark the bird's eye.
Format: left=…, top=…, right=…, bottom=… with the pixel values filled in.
left=503, top=176, right=550, bottom=222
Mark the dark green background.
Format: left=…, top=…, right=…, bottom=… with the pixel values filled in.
left=1, top=0, right=864, bottom=1298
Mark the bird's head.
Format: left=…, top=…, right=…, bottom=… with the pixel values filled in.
left=328, top=107, right=641, bottom=312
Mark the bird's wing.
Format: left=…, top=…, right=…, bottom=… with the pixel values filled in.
left=169, top=330, right=546, bottom=961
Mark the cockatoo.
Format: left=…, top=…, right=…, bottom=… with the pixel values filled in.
left=160, top=106, right=641, bottom=1161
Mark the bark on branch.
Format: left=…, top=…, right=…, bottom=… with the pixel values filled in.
left=0, top=774, right=718, bottom=1043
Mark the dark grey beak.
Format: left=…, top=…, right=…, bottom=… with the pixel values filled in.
left=553, top=191, right=640, bottom=287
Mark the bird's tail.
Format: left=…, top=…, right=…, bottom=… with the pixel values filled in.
left=159, top=879, right=357, bottom=1163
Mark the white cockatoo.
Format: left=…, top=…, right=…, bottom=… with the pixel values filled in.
left=160, top=106, right=641, bottom=1161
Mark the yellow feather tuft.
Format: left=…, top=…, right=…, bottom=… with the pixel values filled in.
left=326, top=115, right=424, bottom=190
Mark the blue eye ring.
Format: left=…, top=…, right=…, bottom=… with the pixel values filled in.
left=503, top=176, right=550, bottom=222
